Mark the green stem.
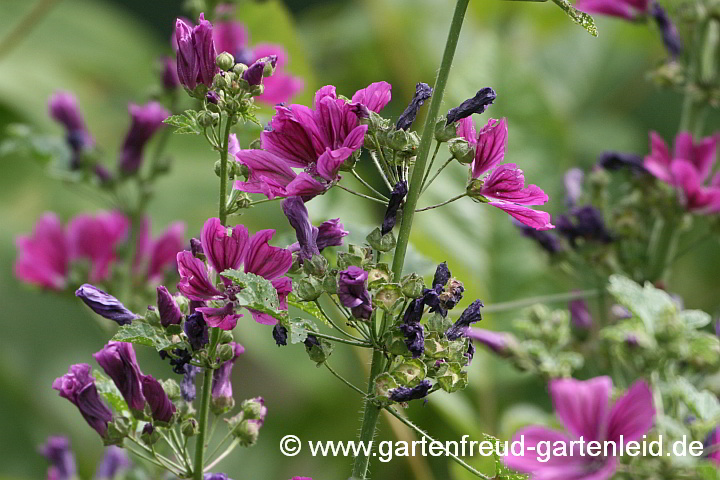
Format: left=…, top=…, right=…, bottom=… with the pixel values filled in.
left=416, top=193, right=466, bottom=212
left=310, top=330, right=373, bottom=347
left=420, top=142, right=442, bottom=192
left=420, top=157, right=454, bottom=195
left=384, top=406, right=491, bottom=480
left=193, top=329, right=220, bottom=480
left=325, top=362, right=367, bottom=396
left=0, top=0, right=61, bottom=61
left=352, top=5, right=471, bottom=478
left=352, top=169, right=389, bottom=200
left=482, top=289, right=600, bottom=313
left=218, top=118, right=232, bottom=225
left=336, top=184, right=388, bottom=204
left=314, top=299, right=367, bottom=342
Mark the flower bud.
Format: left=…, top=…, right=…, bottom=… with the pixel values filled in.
left=182, top=418, right=199, bottom=437
left=216, top=344, right=235, bottom=363
left=448, top=137, right=475, bottom=164
left=232, top=63, right=248, bottom=76
left=387, top=129, right=411, bottom=151
left=197, top=110, right=218, bottom=128
left=466, top=178, right=488, bottom=200
left=141, top=375, right=176, bottom=424
left=141, top=423, right=159, bottom=445
left=434, top=117, right=457, bottom=142
left=322, top=271, right=338, bottom=294
left=219, top=330, right=234, bottom=344
left=250, top=84, right=264, bottom=96
left=366, top=227, right=396, bottom=252
left=240, top=397, right=267, bottom=421
left=236, top=419, right=262, bottom=447
left=401, top=273, right=425, bottom=298
left=216, top=52, right=235, bottom=71
left=302, top=254, right=329, bottom=277
left=75, top=284, right=137, bottom=326
left=157, top=286, right=183, bottom=327
left=296, top=276, right=324, bottom=301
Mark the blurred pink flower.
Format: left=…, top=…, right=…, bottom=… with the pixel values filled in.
left=574, top=0, right=650, bottom=20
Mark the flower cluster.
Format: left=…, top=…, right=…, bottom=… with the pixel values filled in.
left=40, top=436, right=131, bottom=480
left=15, top=211, right=184, bottom=292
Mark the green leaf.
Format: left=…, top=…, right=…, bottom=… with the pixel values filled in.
left=94, top=371, right=129, bottom=415
left=287, top=293, right=328, bottom=325
left=550, top=0, right=598, bottom=37
left=608, top=275, right=676, bottom=335
left=0, top=124, right=71, bottom=166
left=674, top=378, right=720, bottom=422
left=163, top=110, right=203, bottom=135
left=679, top=309, right=712, bottom=329
left=482, top=433, right=529, bottom=480
left=111, top=322, right=174, bottom=351
left=288, top=317, right=320, bottom=345
left=222, top=269, right=287, bottom=322
left=695, top=463, right=720, bottom=480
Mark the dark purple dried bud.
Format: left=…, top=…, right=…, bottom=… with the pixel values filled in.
left=184, top=312, right=209, bottom=350
left=651, top=3, right=683, bottom=57
left=181, top=364, right=201, bottom=401
left=465, top=340, right=476, bottom=365
left=94, top=446, right=131, bottom=480
left=272, top=324, right=288, bottom=346
left=402, top=298, right=425, bottom=324
left=93, top=342, right=146, bottom=411
left=283, top=196, right=319, bottom=262
left=398, top=322, right=425, bottom=358
left=337, top=267, right=373, bottom=320
left=389, top=380, right=432, bottom=402
left=165, top=348, right=193, bottom=375
left=432, top=262, right=451, bottom=288
left=446, top=87, right=497, bottom=125
left=446, top=299, right=484, bottom=340
left=75, top=284, right=137, bottom=326
left=557, top=205, right=613, bottom=246
left=141, top=375, right=176, bottom=423
left=381, top=181, right=408, bottom=235
left=597, top=151, right=648, bottom=175
left=157, top=286, right=183, bottom=327
left=303, top=334, right=320, bottom=348
left=142, top=423, right=154, bottom=436
left=396, top=83, right=433, bottom=131
left=39, top=436, right=76, bottom=480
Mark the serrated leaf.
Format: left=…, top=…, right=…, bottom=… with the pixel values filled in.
left=287, top=293, right=328, bottom=325
left=608, top=275, right=676, bottom=335
left=163, top=110, right=203, bottom=135
left=111, top=322, right=173, bottom=351
left=551, top=0, right=598, bottom=36
left=679, top=310, right=712, bottom=329
left=288, top=317, right=320, bottom=344
left=94, top=371, right=129, bottom=414
left=482, top=433, right=529, bottom=480
left=222, top=269, right=287, bottom=322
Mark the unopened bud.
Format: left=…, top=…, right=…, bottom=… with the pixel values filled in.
left=232, top=63, right=248, bottom=77
left=216, top=52, right=235, bottom=71
left=219, top=330, right=234, bottom=344
left=448, top=137, right=475, bottom=164
left=182, top=418, right=199, bottom=437
left=401, top=273, right=425, bottom=298
left=296, top=276, right=324, bottom=301
left=434, top=117, right=456, bottom=142
left=302, top=254, right=329, bottom=277
left=197, top=110, right=218, bottom=128
left=366, top=227, right=396, bottom=252
left=217, top=344, right=234, bottom=363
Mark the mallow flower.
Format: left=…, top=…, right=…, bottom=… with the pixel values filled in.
left=644, top=131, right=720, bottom=214
left=52, top=364, right=113, bottom=437
left=213, top=17, right=303, bottom=104
left=337, top=266, right=373, bottom=320
left=211, top=342, right=245, bottom=408
left=282, top=196, right=320, bottom=262
left=466, top=328, right=515, bottom=356
left=458, top=117, right=554, bottom=230
left=141, top=375, right=176, bottom=423
left=93, top=342, right=146, bottom=411
left=14, top=213, right=70, bottom=290
left=76, top=284, right=137, bottom=326
left=49, top=91, right=94, bottom=166
left=67, top=211, right=129, bottom=283
left=133, top=217, right=186, bottom=283
left=157, top=286, right=184, bottom=327
left=288, top=218, right=348, bottom=254
left=174, top=14, right=218, bottom=90
left=574, top=0, right=650, bottom=20
left=234, top=82, right=392, bottom=200
left=504, top=376, right=655, bottom=480
left=39, top=436, right=76, bottom=480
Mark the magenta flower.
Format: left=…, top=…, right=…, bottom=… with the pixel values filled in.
left=214, top=19, right=304, bottom=104
left=14, top=213, right=70, bottom=290
left=706, top=428, right=720, bottom=465
left=466, top=328, right=514, bottom=355
left=157, top=286, right=184, bottom=327
left=134, top=218, right=186, bottom=283
left=574, top=0, right=650, bottom=20
left=93, top=342, right=145, bottom=411
left=178, top=225, right=292, bottom=328
left=289, top=218, right=348, bottom=254
left=505, top=376, right=655, bottom=480
left=351, top=81, right=392, bottom=113
left=94, top=446, right=131, bottom=480
left=644, top=131, right=720, bottom=214
left=141, top=375, right=176, bottom=423
left=458, top=117, right=553, bottom=230
left=52, top=364, right=113, bottom=437
left=235, top=83, right=389, bottom=200
left=282, top=196, right=320, bottom=261
left=201, top=217, right=249, bottom=281
left=67, top=211, right=129, bottom=283
left=211, top=342, right=245, bottom=402
left=119, top=102, right=170, bottom=174
left=174, top=14, right=218, bottom=90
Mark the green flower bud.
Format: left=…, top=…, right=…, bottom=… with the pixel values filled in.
left=160, top=379, right=181, bottom=401
left=233, top=63, right=248, bottom=77
left=303, top=254, right=329, bottom=277
left=248, top=138, right=262, bottom=150
left=263, top=61, right=275, bottom=77
left=214, top=160, right=223, bottom=178
left=296, top=276, right=324, bottom=302
left=448, top=137, right=475, bottom=164
left=305, top=336, right=333, bottom=364
left=235, top=419, right=262, bottom=447
left=220, top=330, right=235, bottom=344
left=216, top=52, right=235, bottom=71
left=182, top=418, right=199, bottom=437
left=240, top=397, right=267, bottom=420
left=322, top=271, right=338, bottom=294
left=217, top=344, right=235, bottom=363
left=366, top=227, right=396, bottom=252
left=387, top=129, right=411, bottom=151
left=250, top=84, right=265, bottom=96
left=466, top=178, right=489, bottom=200
left=434, top=116, right=456, bottom=142
left=211, top=395, right=235, bottom=415
left=401, top=273, right=425, bottom=298
left=212, top=72, right=228, bottom=89
left=141, top=423, right=160, bottom=445
left=197, top=110, right=218, bottom=128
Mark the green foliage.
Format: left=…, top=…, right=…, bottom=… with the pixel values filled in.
left=550, top=0, right=598, bottom=37
left=287, top=293, right=328, bottom=325
left=0, top=124, right=70, bottom=167
left=482, top=434, right=529, bottom=480
left=222, top=269, right=287, bottom=322
left=164, top=110, right=205, bottom=135
left=111, top=322, right=177, bottom=352
left=94, top=371, right=130, bottom=415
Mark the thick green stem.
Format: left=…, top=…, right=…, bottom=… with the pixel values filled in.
left=390, top=0, right=469, bottom=282
left=218, top=119, right=232, bottom=225
left=351, top=2, right=470, bottom=478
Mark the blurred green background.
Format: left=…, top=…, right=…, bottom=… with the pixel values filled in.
left=1, top=0, right=718, bottom=479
